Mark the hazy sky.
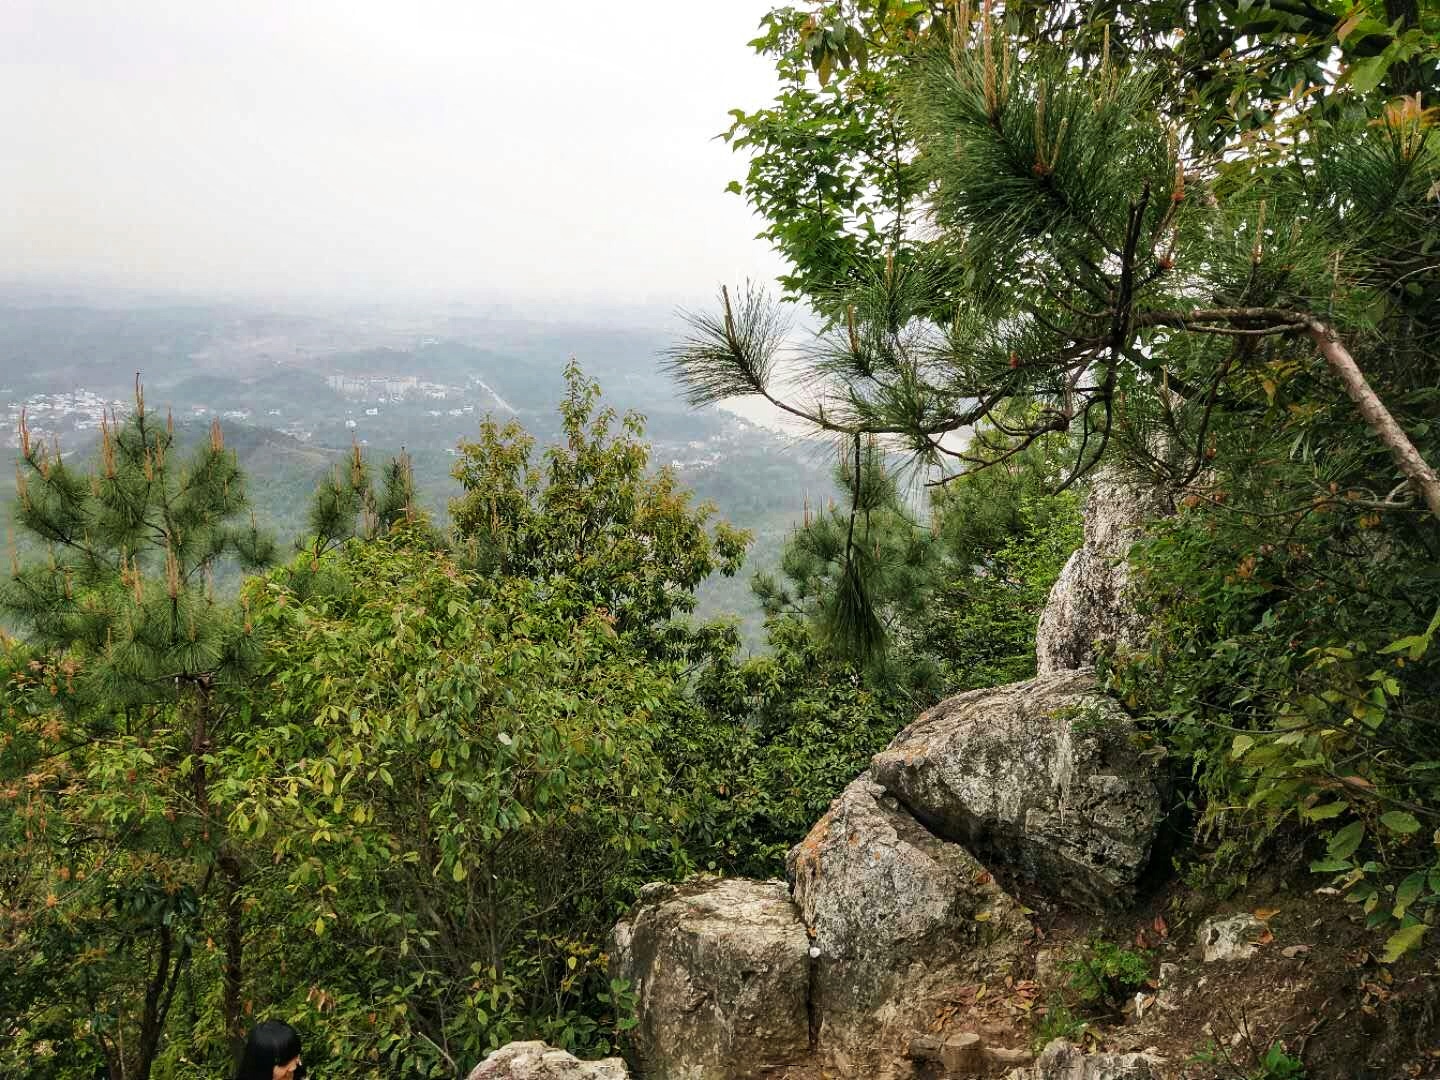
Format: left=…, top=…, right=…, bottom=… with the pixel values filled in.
left=2, top=1, right=790, bottom=309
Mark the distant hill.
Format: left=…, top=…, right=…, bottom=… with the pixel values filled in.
left=0, top=294, right=837, bottom=650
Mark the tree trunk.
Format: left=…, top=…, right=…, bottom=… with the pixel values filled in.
left=1383, top=0, right=1425, bottom=96
left=192, top=678, right=247, bottom=1065
left=1306, top=320, right=1440, bottom=522
left=217, top=858, right=243, bottom=1071
left=221, top=854, right=246, bottom=1066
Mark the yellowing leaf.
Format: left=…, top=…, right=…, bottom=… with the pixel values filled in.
left=1335, top=9, right=1363, bottom=42
left=1381, top=922, right=1427, bottom=964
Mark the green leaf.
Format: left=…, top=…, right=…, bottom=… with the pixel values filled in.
left=1380, top=811, right=1422, bottom=836
left=1304, top=801, right=1348, bottom=821
left=1344, top=54, right=1391, bottom=95
left=1378, top=634, right=1428, bottom=657
left=452, top=860, right=467, bottom=882
left=1328, top=821, right=1366, bottom=861
left=1394, top=873, right=1427, bottom=918
left=429, top=749, right=443, bottom=770
left=1231, top=733, right=1255, bottom=759
left=1380, top=922, right=1427, bottom=964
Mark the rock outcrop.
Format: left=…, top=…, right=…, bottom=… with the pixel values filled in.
left=787, top=778, right=1027, bottom=1074
left=870, top=669, right=1163, bottom=910
left=607, top=878, right=811, bottom=1079
left=466, top=1042, right=630, bottom=1079
left=1004, top=1040, right=1158, bottom=1080
left=606, top=474, right=1177, bottom=1078
left=1035, top=475, right=1170, bottom=674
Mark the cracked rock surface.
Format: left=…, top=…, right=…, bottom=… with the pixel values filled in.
left=787, top=777, right=1026, bottom=1076
left=607, top=878, right=811, bottom=1079
left=871, top=669, right=1163, bottom=910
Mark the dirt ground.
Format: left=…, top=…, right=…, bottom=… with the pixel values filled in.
left=926, top=866, right=1440, bottom=1079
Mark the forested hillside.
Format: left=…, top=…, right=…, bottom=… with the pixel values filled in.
left=0, top=301, right=836, bottom=643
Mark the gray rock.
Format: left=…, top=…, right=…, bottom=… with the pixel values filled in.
left=870, top=669, right=1162, bottom=910
left=787, top=778, right=1027, bottom=1075
left=1197, top=914, right=1267, bottom=963
left=1036, top=476, right=1171, bottom=675
left=1005, top=1039, right=1159, bottom=1079
left=1155, top=962, right=1182, bottom=1012
left=466, top=1041, right=630, bottom=1079
left=1033, top=947, right=1071, bottom=991
left=607, top=878, right=811, bottom=1079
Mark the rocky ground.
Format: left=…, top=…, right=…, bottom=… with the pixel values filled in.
left=469, top=478, right=1440, bottom=1080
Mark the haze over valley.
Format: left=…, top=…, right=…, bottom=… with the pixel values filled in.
left=0, top=286, right=833, bottom=643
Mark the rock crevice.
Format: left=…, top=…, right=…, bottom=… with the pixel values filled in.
left=871, top=669, right=1163, bottom=911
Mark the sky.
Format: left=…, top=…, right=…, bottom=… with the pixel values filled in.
left=1, top=1, right=790, bottom=311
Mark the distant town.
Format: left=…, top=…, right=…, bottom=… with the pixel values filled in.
left=1, top=371, right=522, bottom=453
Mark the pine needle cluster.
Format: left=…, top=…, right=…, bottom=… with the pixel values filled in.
left=2, top=386, right=276, bottom=704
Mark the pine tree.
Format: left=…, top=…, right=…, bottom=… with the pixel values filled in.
left=670, top=9, right=1440, bottom=654
left=1, top=383, right=276, bottom=1078
left=303, top=442, right=424, bottom=557
left=680, top=5, right=1440, bottom=959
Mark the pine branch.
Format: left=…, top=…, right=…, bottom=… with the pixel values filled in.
left=666, top=284, right=792, bottom=408
left=1133, top=306, right=1440, bottom=521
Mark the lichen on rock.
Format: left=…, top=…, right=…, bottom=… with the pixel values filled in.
left=466, top=1041, right=630, bottom=1079
left=870, top=669, right=1163, bottom=910
left=1035, top=475, right=1172, bottom=675
left=607, top=878, right=811, bottom=1079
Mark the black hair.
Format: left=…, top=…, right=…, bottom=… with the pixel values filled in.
left=234, top=1020, right=303, bottom=1080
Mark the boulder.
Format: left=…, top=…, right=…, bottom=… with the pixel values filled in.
left=1004, top=1040, right=1159, bottom=1080
left=1196, top=913, right=1267, bottom=963
left=466, top=1042, right=629, bottom=1079
left=1036, top=476, right=1171, bottom=675
left=870, top=669, right=1162, bottom=910
left=607, top=878, right=811, bottom=1079
left=787, top=778, right=1027, bottom=1075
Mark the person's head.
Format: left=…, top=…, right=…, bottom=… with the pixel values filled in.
left=234, top=1020, right=303, bottom=1080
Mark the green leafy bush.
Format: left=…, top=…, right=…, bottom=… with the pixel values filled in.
left=1031, top=998, right=1089, bottom=1052
left=676, top=616, right=911, bottom=878
left=1063, top=938, right=1153, bottom=1011
left=1108, top=492, right=1440, bottom=961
